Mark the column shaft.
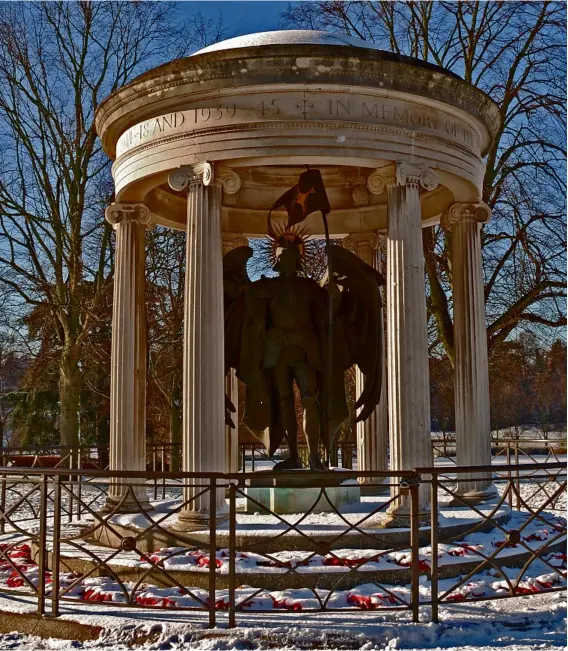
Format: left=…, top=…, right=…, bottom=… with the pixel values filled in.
left=222, top=233, right=248, bottom=475
left=386, top=167, right=435, bottom=519
left=105, top=204, right=152, bottom=512
left=343, top=233, right=387, bottom=485
left=444, top=203, right=495, bottom=500
left=176, top=168, right=227, bottom=528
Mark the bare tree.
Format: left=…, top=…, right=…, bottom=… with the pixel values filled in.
left=146, top=228, right=185, bottom=466
left=0, top=1, right=183, bottom=448
left=184, top=11, right=231, bottom=50
left=283, top=1, right=566, bottom=361
left=0, top=332, right=26, bottom=448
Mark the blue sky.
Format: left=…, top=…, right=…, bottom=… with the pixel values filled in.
left=177, top=2, right=295, bottom=38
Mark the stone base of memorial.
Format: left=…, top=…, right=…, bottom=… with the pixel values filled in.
left=449, top=484, right=498, bottom=507
left=245, top=470, right=361, bottom=515
left=359, top=482, right=390, bottom=497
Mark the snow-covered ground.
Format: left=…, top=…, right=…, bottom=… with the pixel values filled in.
left=0, top=467, right=564, bottom=650
left=0, top=589, right=565, bottom=650
left=240, top=450, right=567, bottom=473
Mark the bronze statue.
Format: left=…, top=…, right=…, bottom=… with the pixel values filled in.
left=223, top=235, right=385, bottom=471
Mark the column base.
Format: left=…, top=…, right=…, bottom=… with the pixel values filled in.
left=449, top=484, right=498, bottom=507
left=381, top=505, right=431, bottom=529
left=101, top=490, right=154, bottom=515
left=382, top=500, right=430, bottom=529
left=171, top=506, right=229, bottom=532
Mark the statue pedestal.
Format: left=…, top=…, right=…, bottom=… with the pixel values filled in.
left=244, top=471, right=360, bottom=515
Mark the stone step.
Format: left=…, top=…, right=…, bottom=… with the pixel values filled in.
left=88, top=504, right=511, bottom=553
left=36, top=536, right=565, bottom=593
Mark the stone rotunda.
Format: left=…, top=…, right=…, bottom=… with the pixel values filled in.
left=95, top=30, right=501, bottom=527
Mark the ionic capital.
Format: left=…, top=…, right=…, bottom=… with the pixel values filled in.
left=168, top=162, right=214, bottom=192
left=441, top=202, right=491, bottom=231
left=216, top=165, right=241, bottom=195
left=343, top=231, right=380, bottom=254
left=367, top=169, right=396, bottom=195
left=396, top=162, right=439, bottom=191
left=105, top=203, right=154, bottom=230
left=222, top=232, right=249, bottom=255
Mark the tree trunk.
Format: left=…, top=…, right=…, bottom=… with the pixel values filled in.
left=96, top=416, right=110, bottom=470
left=423, top=227, right=455, bottom=366
left=59, top=344, right=82, bottom=457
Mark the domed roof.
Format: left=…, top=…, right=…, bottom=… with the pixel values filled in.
left=192, top=29, right=384, bottom=56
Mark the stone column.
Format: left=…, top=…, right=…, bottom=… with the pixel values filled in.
left=170, top=163, right=228, bottom=530
left=342, top=232, right=387, bottom=487
left=384, top=163, right=438, bottom=523
left=222, top=232, right=249, bottom=475
left=442, top=202, right=496, bottom=502
left=104, top=203, right=153, bottom=513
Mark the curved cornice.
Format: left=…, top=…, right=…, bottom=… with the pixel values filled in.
left=96, top=43, right=501, bottom=159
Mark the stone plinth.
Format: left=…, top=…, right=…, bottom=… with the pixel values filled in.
left=245, top=485, right=360, bottom=515
left=245, top=469, right=360, bottom=514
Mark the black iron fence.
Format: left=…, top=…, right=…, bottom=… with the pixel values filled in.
left=0, top=461, right=564, bottom=627
left=1, top=435, right=564, bottom=474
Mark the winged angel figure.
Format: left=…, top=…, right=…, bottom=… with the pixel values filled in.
left=223, top=235, right=385, bottom=471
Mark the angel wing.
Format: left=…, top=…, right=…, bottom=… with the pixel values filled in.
left=327, top=245, right=385, bottom=423
left=223, top=245, right=253, bottom=426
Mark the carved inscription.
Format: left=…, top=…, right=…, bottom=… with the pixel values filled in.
left=119, top=112, right=186, bottom=151
left=116, top=92, right=481, bottom=157
left=190, top=104, right=237, bottom=122
left=297, top=91, right=314, bottom=119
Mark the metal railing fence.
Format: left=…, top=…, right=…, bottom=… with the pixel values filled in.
left=1, top=435, right=564, bottom=473
left=0, top=461, right=563, bottom=627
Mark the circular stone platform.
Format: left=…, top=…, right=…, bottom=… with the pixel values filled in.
left=89, top=496, right=512, bottom=553
left=29, top=507, right=564, bottom=593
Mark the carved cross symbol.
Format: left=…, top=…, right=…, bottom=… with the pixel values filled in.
left=296, top=91, right=314, bottom=119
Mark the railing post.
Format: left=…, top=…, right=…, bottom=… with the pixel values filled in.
left=161, top=446, right=166, bottom=500
left=50, top=475, right=62, bottom=617
left=506, top=442, right=513, bottom=509
left=76, top=448, right=82, bottom=520
left=68, top=456, right=75, bottom=523
left=409, top=475, right=421, bottom=624
left=430, top=473, right=439, bottom=623
left=0, top=463, right=6, bottom=535
left=152, top=445, right=158, bottom=501
left=514, top=442, right=520, bottom=510
left=36, top=475, right=48, bottom=616
left=209, top=476, right=217, bottom=629
left=228, top=482, right=237, bottom=628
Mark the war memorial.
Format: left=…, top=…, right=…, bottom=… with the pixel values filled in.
left=0, top=31, right=563, bottom=641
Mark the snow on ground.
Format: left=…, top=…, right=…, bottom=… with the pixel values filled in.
left=0, top=508, right=564, bottom=649
left=28, top=508, right=565, bottom=577
left=107, top=494, right=514, bottom=535
left=0, top=589, right=564, bottom=650
left=0, top=467, right=564, bottom=650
